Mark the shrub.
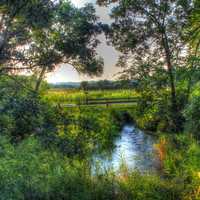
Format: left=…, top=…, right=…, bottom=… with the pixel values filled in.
left=0, top=136, right=191, bottom=200
left=184, top=94, right=200, bottom=138
left=161, top=134, right=200, bottom=200
left=42, top=106, right=120, bottom=157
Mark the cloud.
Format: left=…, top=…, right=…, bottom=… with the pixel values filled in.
left=46, top=64, right=80, bottom=83
left=70, top=0, right=94, bottom=7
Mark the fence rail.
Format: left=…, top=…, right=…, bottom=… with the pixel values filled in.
left=61, top=97, right=139, bottom=107
left=59, top=97, right=161, bottom=108
left=86, top=97, right=138, bottom=101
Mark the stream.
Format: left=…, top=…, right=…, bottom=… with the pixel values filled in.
left=93, top=124, right=158, bottom=172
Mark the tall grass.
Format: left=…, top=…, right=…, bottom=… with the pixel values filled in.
left=43, top=89, right=139, bottom=104
left=0, top=135, right=193, bottom=200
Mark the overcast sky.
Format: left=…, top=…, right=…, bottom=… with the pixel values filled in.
left=46, top=0, right=120, bottom=83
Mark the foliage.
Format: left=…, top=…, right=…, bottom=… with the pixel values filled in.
left=0, top=0, right=55, bottom=70
left=40, top=106, right=120, bottom=157
left=0, top=76, right=199, bottom=199
left=186, top=0, right=200, bottom=50
left=0, top=1, right=199, bottom=199
left=161, top=134, right=200, bottom=199
left=0, top=76, right=120, bottom=156
left=97, top=0, right=194, bottom=131
left=0, top=135, right=195, bottom=200
left=0, top=0, right=104, bottom=91
left=0, top=136, right=92, bottom=200
left=0, top=75, right=46, bottom=138
left=44, top=88, right=139, bottom=104
left=184, top=84, right=200, bottom=138
left=129, top=88, right=185, bottom=132
left=80, top=80, right=138, bottom=90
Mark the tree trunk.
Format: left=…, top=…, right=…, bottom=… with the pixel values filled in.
left=161, top=31, right=180, bottom=131
left=186, top=41, right=200, bottom=102
left=0, top=29, right=9, bottom=59
left=35, top=67, right=47, bottom=92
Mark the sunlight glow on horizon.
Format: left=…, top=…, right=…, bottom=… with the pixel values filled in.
left=70, top=0, right=94, bottom=7
left=46, top=64, right=81, bottom=83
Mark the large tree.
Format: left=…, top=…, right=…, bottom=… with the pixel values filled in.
left=97, top=0, right=192, bottom=131
left=184, top=0, right=200, bottom=100
left=0, top=0, right=104, bottom=91
left=187, top=0, right=200, bottom=50
left=30, top=1, right=104, bottom=91
left=0, top=0, right=54, bottom=73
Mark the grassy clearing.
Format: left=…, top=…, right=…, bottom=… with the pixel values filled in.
left=1, top=79, right=200, bottom=199
left=43, top=89, right=140, bottom=104
left=0, top=135, right=198, bottom=200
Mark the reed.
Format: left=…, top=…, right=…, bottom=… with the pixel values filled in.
left=154, top=137, right=167, bottom=170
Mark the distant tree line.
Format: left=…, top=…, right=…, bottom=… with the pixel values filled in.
left=80, top=80, right=138, bottom=90
left=49, top=79, right=138, bottom=90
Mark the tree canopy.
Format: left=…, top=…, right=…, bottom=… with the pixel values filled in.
left=187, top=0, right=200, bottom=50
left=0, top=0, right=104, bottom=90
left=97, top=0, right=194, bottom=131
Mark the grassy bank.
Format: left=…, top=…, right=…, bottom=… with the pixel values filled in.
left=0, top=135, right=199, bottom=200
left=1, top=84, right=200, bottom=199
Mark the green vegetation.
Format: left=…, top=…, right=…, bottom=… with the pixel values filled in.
left=0, top=136, right=187, bottom=200
left=44, top=89, right=139, bottom=104
left=0, top=0, right=200, bottom=199
left=1, top=77, right=200, bottom=199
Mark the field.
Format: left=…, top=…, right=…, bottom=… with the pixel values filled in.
left=1, top=0, right=200, bottom=199
left=1, top=80, right=200, bottom=200
left=43, top=89, right=140, bottom=104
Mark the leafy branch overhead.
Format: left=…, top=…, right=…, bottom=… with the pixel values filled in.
left=0, top=0, right=104, bottom=90
left=97, top=0, right=194, bottom=131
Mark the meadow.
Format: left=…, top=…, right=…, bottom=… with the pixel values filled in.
left=0, top=0, right=200, bottom=199
left=44, top=89, right=140, bottom=104
left=1, top=76, right=200, bottom=199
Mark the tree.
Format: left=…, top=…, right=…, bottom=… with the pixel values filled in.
left=81, top=81, right=89, bottom=90
left=0, top=0, right=54, bottom=74
left=187, top=0, right=200, bottom=50
left=185, top=0, right=200, bottom=99
left=97, top=0, right=192, bottom=131
left=29, top=1, right=104, bottom=91
left=0, top=1, right=104, bottom=91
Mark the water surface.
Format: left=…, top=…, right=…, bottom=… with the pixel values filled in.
left=93, top=124, right=157, bottom=172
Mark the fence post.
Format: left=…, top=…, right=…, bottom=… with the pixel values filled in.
left=85, top=91, right=88, bottom=105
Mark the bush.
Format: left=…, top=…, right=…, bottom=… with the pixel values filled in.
left=133, top=90, right=172, bottom=132
left=161, top=134, right=200, bottom=199
left=184, top=84, right=200, bottom=139
left=0, top=76, right=47, bottom=140
left=184, top=93, right=200, bottom=138
left=40, top=106, right=120, bottom=157
left=0, top=136, right=93, bottom=200
left=0, top=76, right=120, bottom=157
left=0, top=136, right=190, bottom=200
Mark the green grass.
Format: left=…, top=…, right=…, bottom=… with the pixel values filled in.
left=43, top=89, right=140, bottom=104
left=0, top=135, right=196, bottom=200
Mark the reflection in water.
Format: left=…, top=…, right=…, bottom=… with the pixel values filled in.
left=93, top=124, right=157, bottom=172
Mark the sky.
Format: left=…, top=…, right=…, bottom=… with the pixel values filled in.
left=46, top=0, right=120, bottom=83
